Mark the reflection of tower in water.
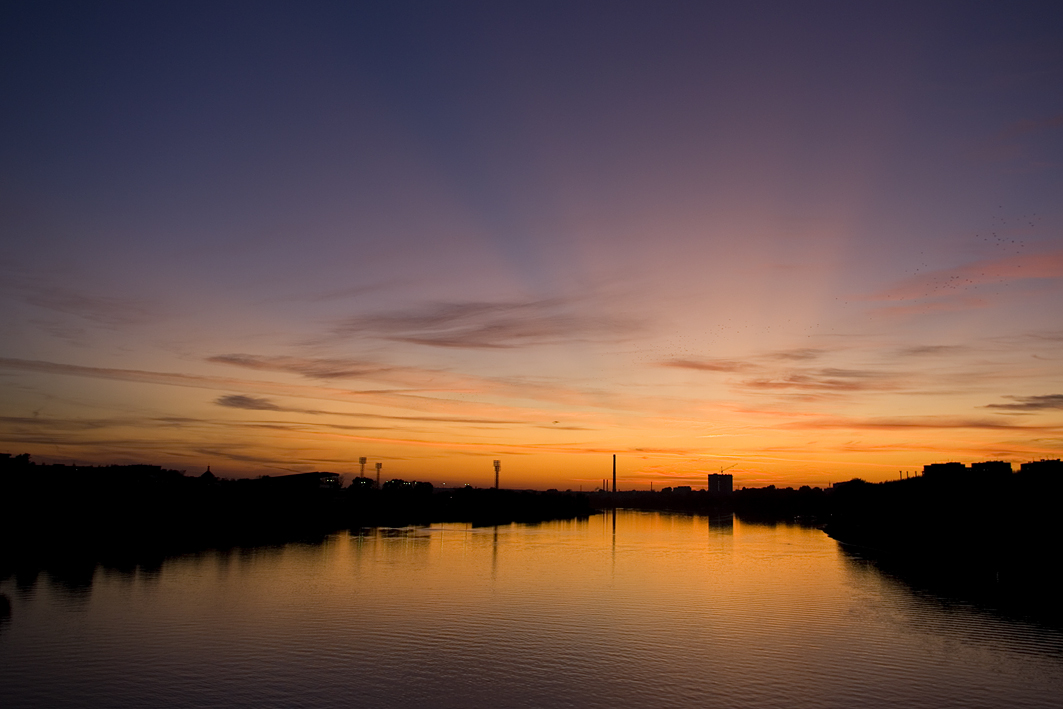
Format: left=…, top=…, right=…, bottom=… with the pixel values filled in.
left=611, top=508, right=616, bottom=567
left=492, top=525, right=499, bottom=578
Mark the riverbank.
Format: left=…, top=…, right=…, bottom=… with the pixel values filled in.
left=0, top=455, right=594, bottom=575
left=822, top=471, right=1063, bottom=624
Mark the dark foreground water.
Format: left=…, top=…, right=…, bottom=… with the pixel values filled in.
left=2, top=511, right=1062, bottom=708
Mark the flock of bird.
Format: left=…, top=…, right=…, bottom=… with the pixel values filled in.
left=977, top=206, right=1037, bottom=257
left=907, top=206, right=1040, bottom=297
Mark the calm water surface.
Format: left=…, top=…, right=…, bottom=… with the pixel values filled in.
left=2, top=511, right=1062, bottom=708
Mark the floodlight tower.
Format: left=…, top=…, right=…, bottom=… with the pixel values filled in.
left=375, top=462, right=382, bottom=488
left=493, top=460, right=501, bottom=489
left=359, top=456, right=367, bottom=477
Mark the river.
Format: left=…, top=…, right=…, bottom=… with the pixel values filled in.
left=2, top=510, right=1061, bottom=708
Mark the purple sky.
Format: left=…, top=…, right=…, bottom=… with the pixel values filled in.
left=2, top=2, right=1062, bottom=488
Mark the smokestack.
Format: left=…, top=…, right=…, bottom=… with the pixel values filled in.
left=375, top=462, right=382, bottom=488
left=613, top=454, right=616, bottom=493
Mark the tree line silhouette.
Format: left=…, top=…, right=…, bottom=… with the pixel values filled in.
left=4, top=451, right=1061, bottom=622
left=0, top=453, right=592, bottom=574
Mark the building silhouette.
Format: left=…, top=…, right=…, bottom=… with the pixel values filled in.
left=1020, top=459, right=1063, bottom=476
left=707, top=473, right=733, bottom=494
left=922, top=462, right=966, bottom=479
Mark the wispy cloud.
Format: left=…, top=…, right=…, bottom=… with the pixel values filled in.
left=334, top=299, right=641, bottom=349
left=214, top=394, right=528, bottom=425
left=208, top=354, right=391, bottom=380
left=1025, top=330, right=1063, bottom=343
left=661, top=349, right=829, bottom=375
left=782, top=416, right=1060, bottom=431
left=660, top=349, right=910, bottom=402
left=767, top=348, right=826, bottom=361
left=15, top=283, right=157, bottom=327
left=0, top=415, right=124, bottom=431
left=0, top=357, right=447, bottom=411
left=192, top=448, right=305, bottom=470
left=0, top=356, right=634, bottom=426
left=897, top=344, right=969, bottom=357
left=216, top=395, right=286, bottom=411
left=741, top=368, right=896, bottom=393
left=662, top=358, right=752, bottom=373
left=986, top=394, right=1063, bottom=411
left=0, top=357, right=242, bottom=389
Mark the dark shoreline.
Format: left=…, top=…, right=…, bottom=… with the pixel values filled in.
left=6, top=453, right=1063, bottom=627
left=0, top=456, right=595, bottom=579
left=822, top=472, right=1063, bottom=627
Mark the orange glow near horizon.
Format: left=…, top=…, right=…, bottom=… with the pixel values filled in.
left=1, top=5, right=1060, bottom=487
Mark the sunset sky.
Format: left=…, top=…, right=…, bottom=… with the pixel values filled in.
left=2, top=2, right=1061, bottom=488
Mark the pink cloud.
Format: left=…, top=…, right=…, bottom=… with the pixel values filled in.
left=870, top=250, right=1063, bottom=302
